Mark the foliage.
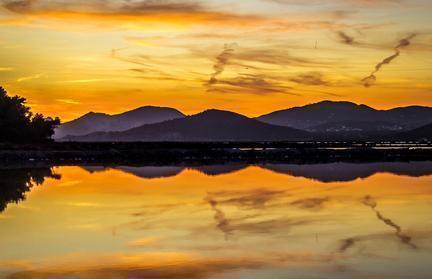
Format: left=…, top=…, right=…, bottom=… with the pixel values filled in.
left=0, top=168, right=61, bottom=212
left=0, top=86, right=60, bottom=143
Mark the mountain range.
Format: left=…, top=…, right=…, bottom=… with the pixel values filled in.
left=54, top=106, right=185, bottom=139
left=257, top=101, right=432, bottom=131
left=79, top=161, right=432, bottom=183
left=56, top=101, right=432, bottom=142
left=61, top=109, right=310, bottom=142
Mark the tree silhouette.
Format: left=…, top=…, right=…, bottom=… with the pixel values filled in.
left=0, top=167, right=61, bottom=212
left=0, top=86, right=60, bottom=143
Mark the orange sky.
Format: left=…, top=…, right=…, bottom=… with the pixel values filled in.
left=0, top=0, right=431, bottom=121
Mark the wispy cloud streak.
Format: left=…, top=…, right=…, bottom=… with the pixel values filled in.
left=362, top=195, right=417, bottom=249
left=205, top=194, right=233, bottom=239
left=337, top=31, right=355, bottom=45
left=362, top=34, right=416, bottom=87
left=207, top=43, right=236, bottom=87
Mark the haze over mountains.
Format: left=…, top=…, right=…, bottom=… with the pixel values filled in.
left=57, top=101, right=432, bottom=142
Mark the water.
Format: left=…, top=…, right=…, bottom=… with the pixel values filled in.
left=1, top=162, right=432, bottom=278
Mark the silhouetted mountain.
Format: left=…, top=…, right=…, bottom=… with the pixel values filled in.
left=116, top=166, right=184, bottom=179
left=394, top=122, right=432, bottom=140
left=79, top=164, right=248, bottom=179
left=308, top=120, right=403, bottom=140
left=309, top=120, right=403, bottom=133
left=61, top=109, right=311, bottom=142
left=78, top=162, right=432, bottom=182
left=194, top=164, right=248, bottom=176
left=257, top=101, right=432, bottom=132
left=54, top=106, right=185, bottom=139
left=262, top=161, right=432, bottom=183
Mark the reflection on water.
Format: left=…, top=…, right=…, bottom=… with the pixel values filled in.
left=1, top=162, right=432, bottom=278
left=0, top=168, right=60, bottom=213
left=82, top=161, right=432, bottom=182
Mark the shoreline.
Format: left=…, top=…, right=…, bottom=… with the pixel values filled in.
left=1, top=141, right=431, bottom=164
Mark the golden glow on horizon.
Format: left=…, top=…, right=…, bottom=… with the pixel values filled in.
left=0, top=0, right=431, bottom=121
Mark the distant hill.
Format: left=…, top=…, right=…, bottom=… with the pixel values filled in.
left=257, top=101, right=432, bottom=133
left=61, top=109, right=311, bottom=142
left=80, top=164, right=249, bottom=179
left=79, top=162, right=432, bottom=182
left=55, top=101, right=432, bottom=142
left=307, top=120, right=403, bottom=140
left=394, top=122, right=432, bottom=140
left=262, top=161, right=432, bottom=183
left=54, top=106, right=185, bottom=139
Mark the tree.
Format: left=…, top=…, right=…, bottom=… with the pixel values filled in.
left=0, top=86, right=60, bottom=143
left=0, top=167, right=61, bottom=212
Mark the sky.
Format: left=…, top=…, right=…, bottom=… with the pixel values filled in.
left=0, top=0, right=431, bottom=121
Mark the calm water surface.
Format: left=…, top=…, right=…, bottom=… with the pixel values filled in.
left=1, top=162, right=432, bottom=278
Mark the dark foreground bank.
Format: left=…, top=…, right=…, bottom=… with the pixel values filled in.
left=1, top=141, right=432, bottom=164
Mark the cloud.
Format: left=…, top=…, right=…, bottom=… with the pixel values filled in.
left=209, top=189, right=287, bottom=209
left=208, top=74, right=296, bottom=95
left=111, top=49, right=187, bottom=82
left=290, top=197, right=329, bottom=210
left=1, top=0, right=202, bottom=14
left=267, top=0, right=402, bottom=7
left=201, top=44, right=331, bottom=94
left=203, top=189, right=326, bottom=239
left=0, top=0, right=264, bottom=30
left=337, top=31, right=355, bottom=45
left=0, top=66, right=14, bottom=72
left=362, top=195, right=417, bottom=249
left=56, top=98, right=81, bottom=105
left=205, top=194, right=233, bottom=239
left=2, top=0, right=36, bottom=12
left=337, top=196, right=417, bottom=253
left=362, top=34, right=416, bottom=87
left=227, top=218, right=319, bottom=234
left=59, top=79, right=107, bottom=83
left=289, top=72, right=329, bottom=86
left=207, top=43, right=237, bottom=86
left=126, top=237, right=161, bottom=248
left=111, top=47, right=128, bottom=58
left=16, top=73, right=42, bottom=82
left=233, top=48, right=328, bottom=67
left=2, top=250, right=340, bottom=279
left=0, top=0, right=388, bottom=33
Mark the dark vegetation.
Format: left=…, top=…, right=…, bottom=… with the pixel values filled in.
left=0, top=167, right=60, bottom=212
left=1, top=141, right=432, bottom=164
left=0, top=87, right=60, bottom=143
left=395, top=123, right=432, bottom=140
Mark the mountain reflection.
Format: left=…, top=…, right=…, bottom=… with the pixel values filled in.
left=0, top=167, right=60, bottom=212
left=2, top=162, right=432, bottom=211
left=81, top=164, right=248, bottom=179
left=263, top=162, right=432, bottom=182
left=1, top=164, right=432, bottom=279
left=80, top=161, right=432, bottom=182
